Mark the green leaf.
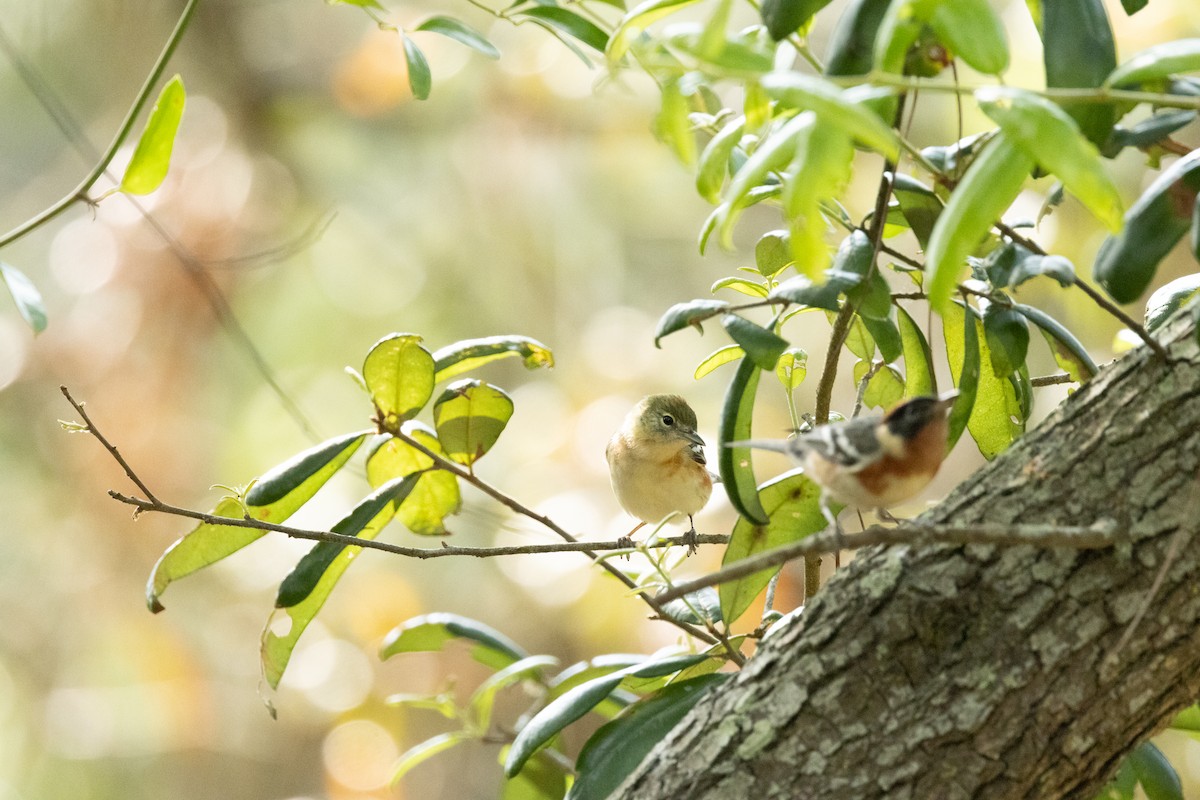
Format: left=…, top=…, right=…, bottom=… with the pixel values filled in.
left=711, top=277, right=769, bottom=297
left=697, top=116, right=745, bottom=203
left=654, top=78, right=697, bottom=166
left=760, top=72, right=900, bottom=160
left=565, top=675, right=727, bottom=800
left=775, top=347, right=808, bottom=392
left=1128, top=741, right=1183, bottom=800
left=926, top=132, right=1035, bottom=313
left=1095, top=150, right=1200, bottom=303
left=892, top=174, right=942, bottom=249
left=1041, top=0, right=1117, bottom=147
left=721, top=314, right=788, bottom=370
left=942, top=301, right=981, bottom=451
left=783, top=123, right=855, bottom=278
left=381, top=612, right=528, bottom=670
left=402, top=34, right=432, bottom=100
left=944, top=302, right=1023, bottom=459
left=608, top=0, right=703, bottom=62
left=753, top=229, right=792, bottom=277
left=695, top=344, right=745, bottom=379
left=824, top=0, right=891, bottom=77
left=469, top=655, right=559, bottom=733
left=547, top=654, right=647, bottom=701
left=145, top=496, right=247, bottom=613
left=1106, top=39, right=1200, bottom=88
left=1011, top=303, right=1098, bottom=381
left=505, top=654, right=708, bottom=777
left=274, top=475, right=419, bottom=608
left=926, top=0, right=1009, bottom=75
left=363, top=333, right=435, bottom=429
left=326, top=0, right=386, bottom=9
left=367, top=425, right=461, bottom=535
left=1145, top=273, right=1200, bottom=333
left=121, top=75, right=186, bottom=195
left=861, top=313, right=902, bottom=362
left=0, top=262, right=47, bottom=333
left=261, top=480, right=410, bottom=688
left=432, top=335, right=554, bottom=384
left=719, top=353, right=770, bottom=525
left=518, top=7, right=609, bottom=52
left=896, top=306, right=934, bottom=397
left=976, top=87, right=1123, bottom=231
left=1169, top=704, right=1200, bottom=735
left=415, top=16, right=501, bottom=58
left=433, top=380, right=514, bottom=466
left=502, top=752, right=570, bottom=800
left=1106, top=110, right=1196, bottom=155
left=654, top=299, right=731, bottom=345
left=980, top=299, right=1030, bottom=377
left=769, top=268, right=861, bottom=312
left=657, top=587, right=723, bottom=625
left=721, top=471, right=829, bottom=624
left=976, top=242, right=1075, bottom=289
left=244, top=431, right=371, bottom=517
left=760, top=0, right=829, bottom=41
left=392, top=732, right=472, bottom=787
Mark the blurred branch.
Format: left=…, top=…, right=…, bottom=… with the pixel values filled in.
left=656, top=519, right=1120, bottom=604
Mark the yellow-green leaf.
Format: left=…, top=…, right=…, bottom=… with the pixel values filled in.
left=363, top=333, right=435, bottom=429
left=121, top=75, right=186, bottom=195
left=367, top=424, right=462, bottom=535
left=694, top=344, right=745, bottom=379
left=432, top=380, right=514, bottom=466
left=432, top=335, right=554, bottom=384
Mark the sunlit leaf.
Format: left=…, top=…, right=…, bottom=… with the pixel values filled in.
left=392, top=732, right=473, bottom=787
left=402, top=34, right=432, bottom=100
left=1106, top=38, right=1200, bottom=88
left=145, top=496, right=246, bottom=613
left=876, top=0, right=1008, bottom=76
left=697, top=115, right=745, bottom=203
left=363, top=333, right=435, bottom=429
left=415, top=15, right=501, bottom=59
left=1145, top=273, right=1200, bottom=333
left=782, top=122, right=855, bottom=278
left=720, top=471, right=830, bottom=624
left=469, top=655, right=559, bottom=732
left=380, top=612, right=528, bottom=670
left=519, top=6, right=609, bottom=52
left=0, top=262, right=47, bottom=333
left=654, top=299, right=731, bottom=345
left=565, top=675, right=727, bottom=800
left=608, top=0, right=703, bottom=62
left=711, top=277, right=769, bottom=297
left=1011, top=303, right=1098, bottom=382
left=121, top=75, right=186, bottom=195
left=502, top=751, right=570, bottom=800
left=943, top=301, right=981, bottom=451
left=432, top=335, right=554, bottom=384
left=367, top=425, right=461, bottom=535
left=855, top=360, right=904, bottom=409
left=433, top=380, right=514, bottom=466
left=244, top=431, right=371, bottom=518
left=944, top=302, right=1023, bottom=459
left=897, top=306, right=934, bottom=397
left=761, top=72, right=900, bottom=160
left=694, top=344, right=745, bottom=379
left=753, top=229, right=792, bottom=277
left=775, top=347, right=807, bottom=392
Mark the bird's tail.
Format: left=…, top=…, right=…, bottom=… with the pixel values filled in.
left=725, top=438, right=804, bottom=454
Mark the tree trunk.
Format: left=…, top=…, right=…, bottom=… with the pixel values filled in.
left=615, top=313, right=1200, bottom=800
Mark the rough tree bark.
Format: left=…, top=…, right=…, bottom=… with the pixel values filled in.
left=615, top=312, right=1200, bottom=800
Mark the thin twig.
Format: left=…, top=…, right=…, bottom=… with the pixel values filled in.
left=1030, top=373, right=1074, bottom=387
left=656, top=520, right=1120, bottom=604
left=61, top=386, right=159, bottom=504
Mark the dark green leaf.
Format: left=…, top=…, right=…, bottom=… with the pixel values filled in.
left=657, top=587, right=722, bottom=625
left=402, top=34, right=432, bottom=100
left=920, top=132, right=988, bottom=176
left=981, top=300, right=1030, bottom=377
left=275, top=475, right=418, bottom=608
left=719, top=353, right=770, bottom=525
left=892, top=174, right=942, bottom=249
left=415, top=16, right=501, bottom=58
left=1145, top=273, right=1200, bottom=333
left=1120, top=0, right=1148, bottom=13
left=1107, top=39, right=1200, bottom=88
left=824, top=0, right=891, bottom=77
left=944, top=302, right=1023, bottom=459
left=1041, top=0, right=1117, bottom=147
left=769, top=270, right=859, bottom=311
left=1095, top=149, right=1200, bottom=303
left=861, top=313, right=901, bottom=362
left=721, top=471, right=829, bottom=623
left=565, top=675, right=727, bottom=800
left=380, top=612, right=528, bottom=670
left=896, top=305, right=935, bottom=396
left=654, top=299, right=731, bottom=345
left=721, top=314, right=788, bottom=370
left=1012, top=303, right=1098, bottom=381
left=121, top=75, right=186, bottom=195
left=363, top=333, right=435, bottom=428
left=367, top=426, right=462, bottom=535
left=432, top=335, right=554, bottom=384
left=1105, top=110, right=1196, bottom=155
left=1128, top=741, right=1183, bottom=800
left=976, top=242, right=1075, bottom=289
left=519, top=7, right=609, bottom=52
left=761, top=0, right=829, bottom=41
left=0, top=262, right=47, bottom=333
left=433, top=380, right=514, bottom=465
left=547, top=655, right=647, bottom=700
left=850, top=270, right=892, bottom=321
left=926, top=132, right=1035, bottom=313
left=943, top=301, right=980, bottom=451
left=245, top=431, right=371, bottom=514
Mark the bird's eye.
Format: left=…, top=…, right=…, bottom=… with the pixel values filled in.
left=662, top=414, right=675, bottom=426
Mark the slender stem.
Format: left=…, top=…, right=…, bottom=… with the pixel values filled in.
left=656, top=520, right=1121, bottom=604
left=0, top=0, right=200, bottom=250
left=61, top=387, right=159, bottom=504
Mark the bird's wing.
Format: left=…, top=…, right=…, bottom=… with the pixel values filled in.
left=798, top=416, right=884, bottom=469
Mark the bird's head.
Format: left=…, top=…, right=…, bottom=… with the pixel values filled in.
left=631, top=394, right=705, bottom=449
left=883, top=390, right=959, bottom=440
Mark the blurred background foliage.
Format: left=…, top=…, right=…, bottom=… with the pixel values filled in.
left=1, top=0, right=1199, bottom=798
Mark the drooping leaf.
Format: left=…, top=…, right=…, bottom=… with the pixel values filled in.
left=381, top=612, right=528, bottom=670
left=121, top=75, right=186, bottom=195
left=760, top=0, right=829, bottom=41
left=1040, top=0, right=1117, bottom=147
left=363, top=333, right=435, bottom=429
left=519, top=6, right=609, bottom=52
left=0, top=262, right=47, bottom=333
left=1011, top=303, right=1098, bottom=381
left=976, top=86, right=1123, bottom=231
left=896, top=305, right=935, bottom=397
left=760, top=72, right=899, bottom=160
left=261, top=478, right=413, bottom=688
left=654, top=78, right=697, bottom=165
left=415, top=16, right=501, bottom=58
left=694, top=344, right=745, bottom=379
left=980, top=299, right=1030, bottom=377
left=719, top=353, right=770, bottom=525
left=721, top=314, right=788, bottom=370
left=502, top=751, right=571, bottom=800
left=892, top=174, right=942, bottom=249
left=976, top=241, right=1075, bottom=289
left=1095, top=149, right=1200, bottom=303
left=1106, top=39, right=1200, bottom=89
left=432, top=335, right=554, bottom=384
left=433, top=380, right=514, bottom=466
left=769, top=268, right=862, bottom=312
left=824, top=0, right=891, bottom=77
left=926, top=0, right=1009, bottom=75
left=145, top=496, right=247, bottom=613
left=392, top=732, right=473, bottom=787
left=944, top=302, right=1023, bottom=459
left=565, top=675, right=727, bottom=800
left=367, top=425, right=461, bottom=535
left=926, top=132, right=1035, bottom=313
left=1128, top=741, right=1183, bottom=800
left=1105, top=110, right=1197, bottom=156
left=942, top=301, right=981, bottom=451
left=656, top=587, right=723, bottom=625
left=1145, top=273, right=1200, bottom=333
left=720, top=471, right=830, bottom=624
left=861, top=313, right=902, bottom=362
left=401, top=34, right=432, bottom=100
left=244, top=431, right=371, bottom=518
left=782, top=123, right=855, bottom=278
left=274, top=475, right=419, bottom=608
left=654, top=299, right=731, bottom=345
left=547, top=654, right=648, bottom=702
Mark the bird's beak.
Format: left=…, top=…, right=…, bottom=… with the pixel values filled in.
left=682, top=428, right=706, bottom=447
left=935, top=389, right=960, bottom=411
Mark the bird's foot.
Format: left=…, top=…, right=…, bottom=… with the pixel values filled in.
left=877, top=508, right=902, bottom=525
left=682, top=523, right=699, bottom=557
left=616, top=535, right=635, bottom=549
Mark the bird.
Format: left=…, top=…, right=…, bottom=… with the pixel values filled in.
left=729, top=391, right=959, bottom=529
left=607, top=394, right=713, bottom=555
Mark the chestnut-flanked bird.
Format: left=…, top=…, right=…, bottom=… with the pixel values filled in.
left=730, top=392, right=958, bottom=526
left=607, top=395, right=713, bottom=554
